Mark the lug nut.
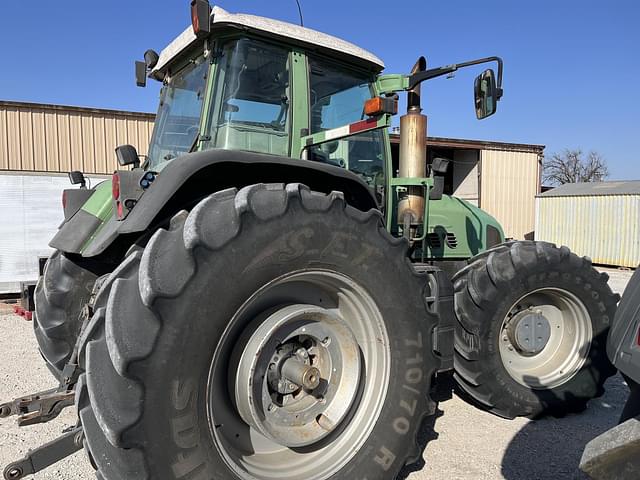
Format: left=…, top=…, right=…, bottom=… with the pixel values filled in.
left=316, top=414, right=335, bottom=432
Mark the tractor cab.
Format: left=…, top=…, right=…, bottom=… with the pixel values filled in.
left=139, top=5, right=388, bottom=195
left=133, top=3, right=506, bottom=262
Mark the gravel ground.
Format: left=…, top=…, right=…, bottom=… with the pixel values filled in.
left=0, top=267, right=633, bottom=479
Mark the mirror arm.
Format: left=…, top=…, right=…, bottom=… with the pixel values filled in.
left=408, top=56, right=503, bottom=97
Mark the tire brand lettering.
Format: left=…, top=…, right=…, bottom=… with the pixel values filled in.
left=405, top=367, right=423, bottom=384
left=373, top=330, right=426, bottom=471
left=172, top=377, right=195, bottom=410
left=170, top=378, right=208, bottom=479
left=400, top=398, right=417, bottom=416
left=392, top=416, right=410, bottom=435
left=320, top=232, right=351, bottom=259
left=373, top=446, right=396, bottom=471
left=245, top=227, right=314, bottom=271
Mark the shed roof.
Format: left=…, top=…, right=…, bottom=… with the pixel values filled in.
left=153, top=6, right=384, bottom=76
left=539, top=180, right=640, bottom=197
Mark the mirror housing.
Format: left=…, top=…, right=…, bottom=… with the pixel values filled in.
left=68, top=171, right=86, bottom=188
left=135, top=49, right=161, bottom=87
left=135, top=61, right=147, bottom=87
left=431, top=157, right=450, bottom=175
left=144, top=49, right=159, bottom=70
left=429, top=158, right=450, bottom=201
left=115, top=144, right=141, bottom=168
left=474, top=69, right=498, bottom=119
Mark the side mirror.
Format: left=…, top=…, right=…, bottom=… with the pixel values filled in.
left=135, top=49, right=160, bottom=87
left=135, top=61, right=147, bottom=87
left=68, top=171, right=86, bottom=188
left=474, top=69, right=498, bottom=119
left=115, top=144, right=141, bottom=168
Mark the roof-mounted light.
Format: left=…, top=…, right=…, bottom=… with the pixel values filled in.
left=191, top=0, right=211, bottom=37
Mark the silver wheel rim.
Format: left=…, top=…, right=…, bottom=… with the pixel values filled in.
left=499, top=287, right=592, bottom=389
left=207, top=270, right=390, bottom=480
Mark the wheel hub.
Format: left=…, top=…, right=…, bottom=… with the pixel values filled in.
left=499, top=288, right=593, bottom=389
left=507, top=308, right=552, bottom=355
left=234, top=304, right=361, bottom=447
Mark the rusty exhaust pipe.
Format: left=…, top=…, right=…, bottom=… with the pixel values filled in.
left=398, top=57, right=428, bottom=232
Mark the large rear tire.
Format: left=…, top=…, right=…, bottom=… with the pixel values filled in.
left=33, top=250, right=97, bottom=379
left=453, top=240, right=618, bottom=418
left=77, top=184, right=440, bottom=480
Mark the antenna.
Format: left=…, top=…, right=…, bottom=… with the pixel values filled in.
left=294, top=0, right=304, bottom=26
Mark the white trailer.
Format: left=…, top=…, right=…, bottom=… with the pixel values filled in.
left=0, top=172, right=105, bottom=293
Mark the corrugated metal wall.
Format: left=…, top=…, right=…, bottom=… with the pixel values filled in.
left=480, top=149, right=541, bottom=239
left=536, top=195, right=640, bottom=268
left=0, top=101, right=155, bottom=175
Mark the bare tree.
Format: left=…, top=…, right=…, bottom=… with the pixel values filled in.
left=543, top=149, right=609, bottom=185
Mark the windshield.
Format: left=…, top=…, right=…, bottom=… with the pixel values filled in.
left=147, top=55, right=209, bottom=167
left=203, top=38, right=290, bottom=156
left=307, top=58, right=386, bottom=188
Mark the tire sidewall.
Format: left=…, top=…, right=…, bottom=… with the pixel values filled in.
left=133, top=205, right=437, bottom=480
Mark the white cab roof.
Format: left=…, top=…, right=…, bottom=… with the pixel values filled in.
left=152, top=6, right=384, bottom=76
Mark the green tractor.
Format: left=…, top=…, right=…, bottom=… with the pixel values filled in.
left=2, top=3, right=618, bottom=479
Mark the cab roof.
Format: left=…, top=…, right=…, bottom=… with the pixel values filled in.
left=152, top=6, right=385, bottom=77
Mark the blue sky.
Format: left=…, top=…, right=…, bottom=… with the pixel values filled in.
left=1, top=1, right=638, bottom=179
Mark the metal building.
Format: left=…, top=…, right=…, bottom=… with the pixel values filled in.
left=0, top=100, right=154, bottom=174
left=0, top=101, right=154, bottom=292
left=0, top=100, right=544, bottom=291
left=390, top=135, right=544, bottom=240
left=535, top=181, right=640, bottom=268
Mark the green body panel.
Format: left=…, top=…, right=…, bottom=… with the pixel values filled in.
left=424, top=195, right=504, bottom=259
left=78, top=180, right=113, bottom=253
left=80, top=180, right=113, bottom=221
left=375, top=74, right=409, bottom=95
left=290, top=49, right=309, bottom=157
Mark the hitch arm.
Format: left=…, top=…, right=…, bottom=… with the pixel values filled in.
left=3, top=427, right=83, bottom=480
left=0, top=389, right=75, bottom=427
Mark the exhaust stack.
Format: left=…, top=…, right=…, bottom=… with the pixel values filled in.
left=398, top=57, right=428, bottom=230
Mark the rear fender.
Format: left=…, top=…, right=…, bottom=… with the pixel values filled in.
left=50, top=149, right=378, bottom=258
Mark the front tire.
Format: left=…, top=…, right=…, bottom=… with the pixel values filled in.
left=453, top=241, right=618, bottom=418
left=78, top=184, right=440, bottom=480
left=33, top=250, right=97, bottom=379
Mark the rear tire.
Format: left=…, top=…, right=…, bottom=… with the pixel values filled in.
left=453, top=240, right=618, bottom=418
left=33, top=250, right=97, bottom=379
left=77, top=184, right=440, bottom=480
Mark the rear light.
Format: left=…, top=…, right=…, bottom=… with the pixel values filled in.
left=62, top=190, right=67, bottom=209
left=112, top=173, right=120, bottom=200
left=116, top=201, right=124, bottom=219
left=191, top=0, right=211, bottom=37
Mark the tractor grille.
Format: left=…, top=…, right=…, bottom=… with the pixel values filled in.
left=427, top=233, right=442, bottom=249
left=445, top=233, right=458, bottom=249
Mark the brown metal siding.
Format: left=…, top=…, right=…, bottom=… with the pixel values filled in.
left=0, top=101, right=155, bottom=175
left=480, top=149, right=541, bottom=240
